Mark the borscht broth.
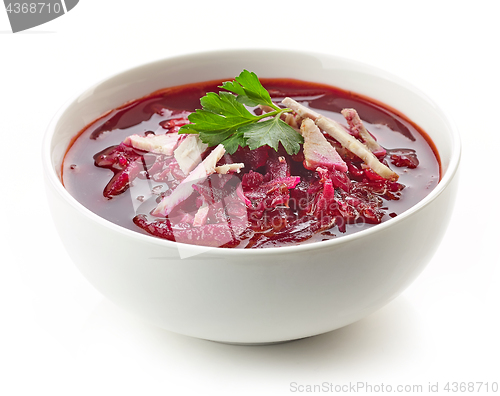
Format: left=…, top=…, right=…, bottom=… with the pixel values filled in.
left=62, top=77, right=440, bottom=248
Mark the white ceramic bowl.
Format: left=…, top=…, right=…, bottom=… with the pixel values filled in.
left=43, top=49, right=460, bottom=344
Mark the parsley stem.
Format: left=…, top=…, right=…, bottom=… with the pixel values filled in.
left=255, top=107, right=293, bottom=121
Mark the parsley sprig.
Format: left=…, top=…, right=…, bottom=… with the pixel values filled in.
left=178, top=70, right=303, bottom=155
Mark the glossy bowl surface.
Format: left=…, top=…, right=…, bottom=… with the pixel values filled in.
left=43, top=49, right=460, bottom=344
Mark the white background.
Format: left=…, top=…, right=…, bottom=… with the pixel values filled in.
left=1, top=1, right=499, bottom=395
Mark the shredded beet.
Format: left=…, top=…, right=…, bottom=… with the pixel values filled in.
left=93, top=143, right=145, bottom=198
left=249, top=215, right=331, bottom=248
left=388, top=148, right=420, bottom=169
left=133, top=214, right=248, bottom=248
left=230, top=146, right=269, bottom=169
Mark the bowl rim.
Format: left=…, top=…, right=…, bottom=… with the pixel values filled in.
left=42, top=48, right=461, bottom=257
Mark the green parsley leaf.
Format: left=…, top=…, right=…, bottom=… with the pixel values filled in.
left=179, top=70, right=303, bottom=155
left=220, top=70, right=278, bottom=110
left=242, top=117, right=303, bottom=155
left=200, top=92, right=252, bottom=118
left=218, top=80, right=259, bottom=107
left=220, top=130, right=246, bottom=155
left=182, top=92, right=255, bottom=147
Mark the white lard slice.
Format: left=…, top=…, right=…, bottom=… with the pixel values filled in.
left=214, top=163, right=245, bottom=174
left=300, top=118, right=347, bottom=172
left=174, top=135, right=208, bottom=175
left=341, top=108, right=386, bottom=157
left=151, top=144, right=226, bottom=217
left=124, top=133, right=181, bottom=156
left=192, top=202, right=210, bottom=227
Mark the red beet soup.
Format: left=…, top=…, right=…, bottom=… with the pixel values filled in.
left=62, top=78, right=440, bottom=248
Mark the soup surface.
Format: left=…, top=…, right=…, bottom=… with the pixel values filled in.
left=63, top=78, right=440, bottom=248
